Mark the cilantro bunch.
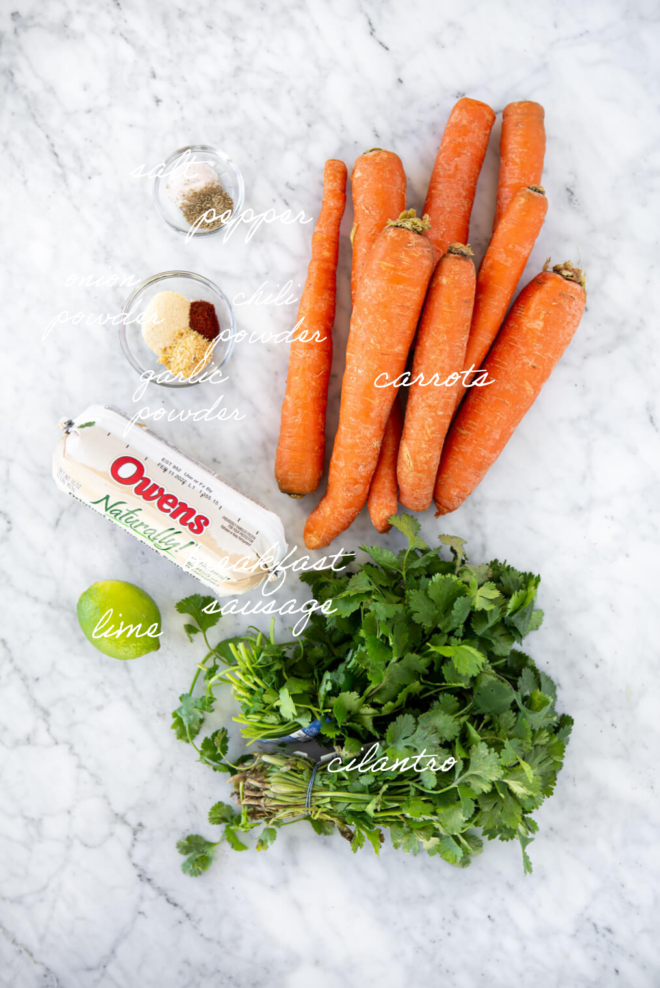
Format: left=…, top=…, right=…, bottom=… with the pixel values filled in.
left=173, top=516, right=572, bottom=875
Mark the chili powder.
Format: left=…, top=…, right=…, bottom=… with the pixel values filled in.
left=189, top=300, right=220, bottom=341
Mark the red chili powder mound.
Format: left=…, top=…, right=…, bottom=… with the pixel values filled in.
left=189, top=300, right=220, bottom=341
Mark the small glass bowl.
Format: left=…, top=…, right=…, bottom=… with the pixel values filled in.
left=152, top=145, right=244, bottom=237
left=120, top=271, right=236, bottom=389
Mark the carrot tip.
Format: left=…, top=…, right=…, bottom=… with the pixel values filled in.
left=387, top=209, right=431, bottom=234
left=553, top=260, right=586, bottom=289
left=528, top=185, right=546, bottom=195
left=447, top=243, right=474, bottom=258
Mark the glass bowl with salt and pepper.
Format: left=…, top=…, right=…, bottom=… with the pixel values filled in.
left=152, top=146, right=245, bottom=237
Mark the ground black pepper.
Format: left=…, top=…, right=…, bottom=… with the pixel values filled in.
left=181, top=184, right=234, bottom=230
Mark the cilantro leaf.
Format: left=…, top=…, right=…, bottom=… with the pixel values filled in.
left=438, top=535, right=467, bottom=569
left=276, top=686, right=298, bottom=721
left=199, top=728, right=230, bottom=771
left=224, top=826, right=248, bottom=852
left=341, top=571, right=375, bottom=595
left=419, top=769, right=437, bottom=789
left=171, top=693, right=214, bottom=742
left=434, top=835, right=464, bottom=865
left=361, top=544, right=400, bottom=570
left=427, top=575, right=467, bottom=631
left=460, top=742, right=503, bottom=794
left=557, top=714, right=574, bottom=742
left=418, top=701, right=461, bottom=741
left=407, top=589, right=437, bottom=630
left=433, top=644, right=486, bottom=678
left=363, top=635, right=392, bottom=669
left=507, top=601, right=543, bottom=638
left=177, top=834, right=217, bottom=876
left=256, top=827, right=277, bottom=851
left=386, top=713, right=416, bottom=749
left=331, top=594, right=370, bottom=617
left=333, top=691, right=363, bottom=726
left=390, top=514, right=428, bottom=550
left=519, top=833, right=534, bottom=874
left=450, top=595, right=473, bottom=630
left=176, top=594, right=221, bottom=634
left=208, top=801, right=237, bottom=825
left=434, top=792, right=467, bottom=834
left=517, top=667, right=538, bottom=697
left=473, top=674, right=515, bottom=714
left=471, top=581, right=502, bottom=610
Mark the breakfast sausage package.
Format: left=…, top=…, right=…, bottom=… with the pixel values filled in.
left=53, top=405, right=288, bottom=594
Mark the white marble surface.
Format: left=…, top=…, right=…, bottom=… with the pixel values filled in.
left=2, top=1, right=659, bottom=985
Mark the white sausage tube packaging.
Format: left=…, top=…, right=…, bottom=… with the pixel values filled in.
left=53, top=405, right=288, bottom=594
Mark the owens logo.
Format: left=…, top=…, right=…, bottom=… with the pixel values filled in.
left=110, top=456, right=210, bottom=535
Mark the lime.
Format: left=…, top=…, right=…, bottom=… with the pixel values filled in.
left=77, top=580, right=162, bottom=660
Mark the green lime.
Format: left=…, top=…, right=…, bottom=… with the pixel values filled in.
left=77, top=580, right=162, bottom=660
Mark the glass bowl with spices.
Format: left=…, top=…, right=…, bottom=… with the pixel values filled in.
left=120, top=271, right=236, bottom=388
left=153, top=146, right=244, bottom=237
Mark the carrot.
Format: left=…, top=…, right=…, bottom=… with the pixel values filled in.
left=275, top=159, right=347, bottom=496
left=493, top=101, right=546, bottom=230
left=350, top=148, right=407, bottom=532
left=368, top=395, right=403, bottom=533
left=304, top=211, right=435, bottom=549
left=351, top=149, right=406, bottom=303
left=434, top=262, right=586, bottom=515
left=397, top=244, right=476, bottom=512
left=461, top=185, right=548, bottom=390
left=423, top=97, right=495, bottom=258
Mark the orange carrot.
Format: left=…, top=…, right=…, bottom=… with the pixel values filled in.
left=275, top=159, right=347, bottom=496
left=423, top=97, right=495, bottom=258
left=351, top=149, right=406, bottom=303
left=493, top=101, right=546, bottom=230
left=304, top=211, right=435, bottom=549
left=368, top=395, right=403, bottom=533
left=461, top=185, right=548, bottom=390
left=350, top=148, right=407, bottom=532
left=434, top=262, right=586, bottom=515
left=397, top=244, right=476, bottom=512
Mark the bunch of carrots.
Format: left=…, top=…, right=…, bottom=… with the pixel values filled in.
left=275, top=98, right=587, bottom=550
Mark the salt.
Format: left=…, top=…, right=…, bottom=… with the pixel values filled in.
left=166, top=162, right=221, bottom=207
